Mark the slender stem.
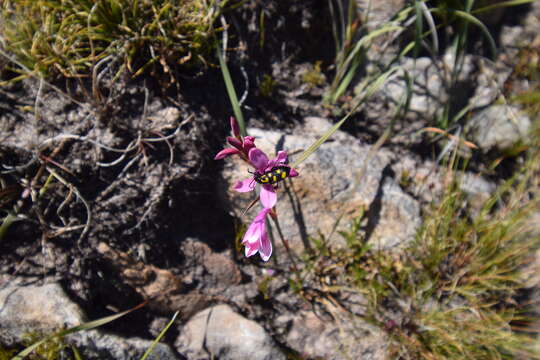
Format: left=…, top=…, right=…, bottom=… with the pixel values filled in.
left=270, top=215, right=301, bottom=281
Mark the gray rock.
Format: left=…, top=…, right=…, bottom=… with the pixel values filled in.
left=368, top=179, right=421, bottom=250
left=468, top=104, right=531, bottom=151
left=0, top=281, right=84, bottom=344
left=467, top=58, right=510, bottom=109
left=376, top=52, right=483, bottom=121
left=379, top=57, right=449, bottom=119
left=0, top=280, right=178, bottom=359
left=72, top=331, right=178, bottom=360
left=390, top=152, right=496, bottom=207
left=220, top=117, right=421, bottom=255
left=459, top=172, right=496, bottom=209
left=175, top=304, right=286, bottom=360
left=500, top=0, right=540, bottom=51
left=285, top=310, right=387, bottom=360
left=356, top=0, right=407, bottom=31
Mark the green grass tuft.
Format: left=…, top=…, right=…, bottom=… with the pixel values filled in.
left=0, top=0, right=229, bottom=82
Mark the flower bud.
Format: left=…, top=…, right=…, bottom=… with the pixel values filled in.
left=230, top=117, right=241, bottom=138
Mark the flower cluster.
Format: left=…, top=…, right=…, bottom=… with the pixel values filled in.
left=215, top=117, right=299, bottom=261
left=214, top=123, right=255, bottom=161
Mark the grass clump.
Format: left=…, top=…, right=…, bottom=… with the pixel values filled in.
left=0, top=0, right=230, bottom=82
left=20, top=333, right=68, bottom=360
left=0, top=333, right=70, bottom=360
left=384, top=181, right=539, bottom=359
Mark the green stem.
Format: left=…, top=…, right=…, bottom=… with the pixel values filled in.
left=270, top=214, right=302, bottom=282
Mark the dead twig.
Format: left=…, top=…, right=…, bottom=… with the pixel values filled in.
left=45, top=167, right=92, bottom=246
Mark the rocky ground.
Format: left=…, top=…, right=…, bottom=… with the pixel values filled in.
left=1, top=1, right=540, bottom=359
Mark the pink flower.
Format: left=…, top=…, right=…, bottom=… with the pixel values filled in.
left=243, top=207, right=272, bottom=261
left=214, top=117, right=255, bottom=160
left=234, top=148, right=299, bottom=208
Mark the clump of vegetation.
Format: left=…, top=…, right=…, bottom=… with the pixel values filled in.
left=21, top=333, right=68, bottom=360
left=259, top=73, right=276, bottom=97
left=0, top=333, right=69, bottom=360
left=0, top=348, right=18, bottom=360
left=383, top=179, right=539, bottom=359
left=296, top=132, right=540, bottom=359
left=0, top=0, right=231, bottom=82
left=301, top=61, right=325, bottom=88
left=513, top=44, right=540, bottom=115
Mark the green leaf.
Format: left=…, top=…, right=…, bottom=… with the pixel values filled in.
left=432, top=8, right=497, bottom=60
left=328, top=24, right=403, bottom=103
left=473, top=0, right=536, bottom=14
left=414, top=0, right=424, bottom=59
left=290, top=113, right=351, bottom=169
left=13, top=301, right=147, bottom=360
left=140, top=311, right=179, bottom=360
left=217, top=44, right=246, bottom=137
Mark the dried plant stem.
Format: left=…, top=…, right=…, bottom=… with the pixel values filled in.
left=46, top=167, right=91, bottom=246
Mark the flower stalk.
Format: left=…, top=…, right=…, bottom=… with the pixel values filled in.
left=269, top=212, right=299, bottom=273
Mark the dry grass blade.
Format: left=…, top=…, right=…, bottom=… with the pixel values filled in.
left=422, top=127, right=478, bottom=149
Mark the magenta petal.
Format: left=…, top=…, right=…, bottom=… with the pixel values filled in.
left=243, top=208, right=270, bottom=244
left=260, top=185, right=277, bottom=208
left=242, top=208, right=272, bottom=261
left=249, top=148, right=269, bottom=170
left=255, top=207, right=271, bottom=221
left=289, top=167, right=299, bottom=177
left=214, top=148, right=240, bottom=160
left=230, top=117, right=240, bottom=137
left=243, top=221, right=261, bottom=245
left=243, top=136, right=256, bottom=152
left=275, top=151, right=288, bottom=164
left=267, top=151, right=288, bottom=168
left=234, top=178, right=256, bottom=193
left=227, top=136, right=243, bottom=150
left=259, top=232, right=272, bottom=262
left=245, top=243, right=259, bottom=257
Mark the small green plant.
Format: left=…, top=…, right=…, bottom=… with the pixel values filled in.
left=0, top=347, right=18, bottom=360
left=259, top=74, right=276, bottom=97
left=21, top=333, right=68, bottom=360
left=301, top=61, right=325, bottom=88
left=399, top=169, right=414, bottom=190
left=257, top=275, right=273, bottom=300
left=512, top=45, right=540, bottom=115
